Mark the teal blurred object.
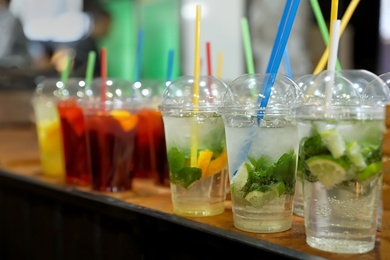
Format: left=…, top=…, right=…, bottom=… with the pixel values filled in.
left=98, top=0, right=180, bottom=81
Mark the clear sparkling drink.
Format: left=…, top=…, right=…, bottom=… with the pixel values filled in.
left=224, top=115, right=298, bottom=233
left=163, top=114, right=228, bottom=217
left=299, top=119, right=383, bottom=254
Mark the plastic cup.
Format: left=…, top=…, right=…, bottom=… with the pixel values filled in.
left=159, top=75, right=229, bottom=217
left=292, top=74, right=317, bottom=218
left=81, top=78, right=141, bottom=192
left=296, top=70, right=389, bottom=253
left=56, top=78, right=91, bottom=186
left=133, top=79, right=169, bottom=187
left=31, top=78, right=66, bottom=178
left=220, top=73, right=302, bottom=233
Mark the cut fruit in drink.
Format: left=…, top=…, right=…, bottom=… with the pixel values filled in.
left=244, top=182, right=286, bottom=208
left=197, top=150, right=213, bottom=177
left=346, top=141, right=367, bottom=170
left=320, top=129, right=346, bottom=159
left=306, top=155, right=348, bottom=189
left=232, top=162, right=249, bottom=191
left=110, top=110, right=138, bottom=131
left=204, top=150, right=227, bottom=177
left=358, top=162, right=382, bottom=181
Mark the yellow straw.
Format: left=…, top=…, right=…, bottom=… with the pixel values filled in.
left=217, top=51, right=224, bottom=79
left=193, top=5, right=201, bottom=106
left=329, top=0, right=339, bottom=41
left=313, top=0, right=360, bottom=74
left=190, top=4, right=202, bottom=167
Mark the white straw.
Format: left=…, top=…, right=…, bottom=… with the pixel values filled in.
left=325, top=19, right=341, bottom=108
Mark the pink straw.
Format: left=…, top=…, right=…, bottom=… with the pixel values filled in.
left=100, top=47, right=107, bottom=104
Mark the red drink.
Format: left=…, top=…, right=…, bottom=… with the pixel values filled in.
left=85, top=110, right=139, bottom=192
left=134, top=108, right=169, bottom=186
left=57, top=99, right=91, bottom=186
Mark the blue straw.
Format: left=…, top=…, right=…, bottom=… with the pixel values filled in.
left=283, top=46, right=293, bottom=78
left=166, top=49, right=174, bottom=82
left=134, top=28, right=144, bottom=82
left=258, top=0, right=300, bottom=118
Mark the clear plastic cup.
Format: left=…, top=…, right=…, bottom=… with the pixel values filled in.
left=159, top=75, right=229, bottom=217
left=296, top=69, right=389, bottom=254
left=31, top=78, right=66, bottom=178
left=81, top=78, right=142, bottom=192
left=220, top=73, right=303, bottom=233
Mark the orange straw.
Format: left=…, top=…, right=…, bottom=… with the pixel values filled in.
left=313, top=0, right=360, bottom=74
left=190, top=4, right=201, bottom=167
left=100, top=47, right=107, bottom=104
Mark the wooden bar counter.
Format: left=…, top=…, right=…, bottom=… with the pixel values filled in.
left=0, top=124, right=383, bottom=259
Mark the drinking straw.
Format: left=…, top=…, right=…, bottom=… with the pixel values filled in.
left=206, top=42, right=212, bottom=76
left=313, top=0, right=361, bottom=74
left=329, top=0, right=339, bottom=38
left=166, top=49, right=174, bottom=82
left=61, top=54, right=72, bottom=84
left=190, top=4, right=201, bottom=167
left=100, top=47, right=107, bottom=104
left=192, top=5, right=201, bottom=106
left=325, top=19, right=341, bottom=107
left=241, top=17, right=255, bottom=74
left=217, top=52, right=223, bottom=79
left=310, top=0, right=341, bottom=70
left=206, top=41, right=214, bottom=102
left=134, top=28, right=144, bottom=82
left=259, top=0, right=301, bottom=111
left=85, top=50, right=96, bottom=89
left=283, top=46, right=293, bottom=78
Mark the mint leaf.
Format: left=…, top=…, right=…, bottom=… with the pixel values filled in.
left=171, top=167, right=202, bottom=189
left=167, top=147, right=185, bottom=173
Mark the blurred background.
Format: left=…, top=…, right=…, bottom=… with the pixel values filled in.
left=0, top=0, right=388, bottom=122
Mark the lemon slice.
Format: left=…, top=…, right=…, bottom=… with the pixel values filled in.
left=204, top=150, right=228, bottom=177
left=306, top=155, right=348, bottom=189
left=244, top=182, right=286, bottom=208
left=358, top=162, right=382, bottom=181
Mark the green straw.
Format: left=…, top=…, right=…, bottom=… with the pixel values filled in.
left=241, top=17, right=255, bottom=74
left=310, top=0, right=341, bottom=70
left=85, top=51, right=96, bottom=89
left=61, top=55, right=71, bottom=84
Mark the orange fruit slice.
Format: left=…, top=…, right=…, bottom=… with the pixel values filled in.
left=204, top=150, right=228, bottom=177
left=110, top=110, right=139, bottom=131
left=197, top=150, right=213, bottom=177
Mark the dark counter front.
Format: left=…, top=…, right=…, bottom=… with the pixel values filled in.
left=0, top=125, right=382, bottom=260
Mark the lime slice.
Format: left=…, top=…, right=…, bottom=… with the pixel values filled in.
left=244, top=182, right=286, bottom=208
left=232, top=163, right=249, bottom=192
left=358, top=162, right=382, bottom=181
left=346, top=141, right=367, bottom=170
left=320, top=129, right=346, bottom=159
left=306, top=155, right=348, bottom=189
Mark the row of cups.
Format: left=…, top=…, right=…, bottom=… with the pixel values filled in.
left=32, top=70, right=390, bottom=254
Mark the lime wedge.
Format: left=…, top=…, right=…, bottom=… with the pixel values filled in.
left=232, top=163, right=249, bottom=192
left=320, top=129, right=346, bottom=159
left=346, top=141, right=367, bottom=170
left=244, top=182, right=286, bottom=208
left=306, top=155, right=348, bottom=189
left=358, top=162, right=382, bottom=181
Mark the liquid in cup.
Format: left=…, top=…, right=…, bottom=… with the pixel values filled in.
left=133, top=80, right=169, bottom=187
left=159, top=76, right=228, bottom=217
left=221, top=73, right=302, bottom=233
left=32, top=78, right=65, bottom=178
left=56, top=78, right=91, bottom=186
left=296, top=70, right=388, bottom=254
left=82, top=78, right=141, bottom=192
